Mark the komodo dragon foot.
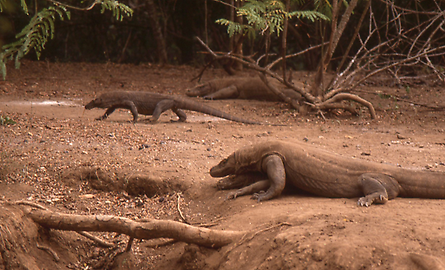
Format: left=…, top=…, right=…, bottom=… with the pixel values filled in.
left=357, top=194, right=388, bottom=207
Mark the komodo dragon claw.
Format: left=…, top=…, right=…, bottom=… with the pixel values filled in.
left=226, top=191, right=239, bottom=200
left=357, top=194, right=388, bottom=207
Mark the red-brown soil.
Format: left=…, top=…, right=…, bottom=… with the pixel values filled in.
left=0, top=60, right=444, bottom=269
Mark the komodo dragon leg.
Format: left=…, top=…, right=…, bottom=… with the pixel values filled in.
left=152, top=100, right=187, bottom=122
left=97, top=101, right=139, bottom=122
left=227, top=180, right=270, bottom=200
left=204, top=85, right=239, bottom=100
left=217, top=172, right=267, bottom=190
left=217, top=172, right=269, bottom=200
left=357, top=173, right=401, bottom=207
left=250, top=154, right=286, bottom=202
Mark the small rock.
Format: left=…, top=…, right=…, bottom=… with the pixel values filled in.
left=139, top=144, right=150, bottom=150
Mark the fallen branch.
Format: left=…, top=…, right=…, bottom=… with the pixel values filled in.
left=21, top=205, right=245, bottom=248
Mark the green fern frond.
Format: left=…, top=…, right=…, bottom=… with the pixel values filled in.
left=20, top=0, right=28, bottom=15
left=0, top=6, right=70, bottom=79
left=216, top=19, right=251, bottom=37
left=217, top=0, right=329, bottom=38
left=0, top=0, right=6, bottom=12
left=288, top=10, right=330, bottom=22
left=98, top=0, right=133, bottom=21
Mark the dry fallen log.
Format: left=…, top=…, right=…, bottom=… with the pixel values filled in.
left=22, top=205, right=245, bottom=248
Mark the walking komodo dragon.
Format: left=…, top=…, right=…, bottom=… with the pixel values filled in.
left=210, top=140, right=445, bottom=206
left=85, top=91, right=266, bottom=125
left=187, top=77, right=301, bottom=101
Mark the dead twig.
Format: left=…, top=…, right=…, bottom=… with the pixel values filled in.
left=176, top=192, right=189, bottom=224
left=125, top=237, right=134, bottom=252
left=77, top=231, right=115, bottom=248
left=36, top=243, right=60, bottom=262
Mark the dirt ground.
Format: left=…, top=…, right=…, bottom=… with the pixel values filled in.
left=0, top=60, right=444, bottom=269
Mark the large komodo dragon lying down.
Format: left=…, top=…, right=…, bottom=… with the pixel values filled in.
left=187, top=77, right=301, bottom=101
left=210, top=140, right=445, bottom=206
left=85, top=91, right=265, bottom=125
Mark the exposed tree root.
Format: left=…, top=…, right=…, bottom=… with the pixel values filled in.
left=318, top=93, right=376, bottom=119
left=259, top=72, right=376, bottom=119
left=19, top=202, right=245, bottom=249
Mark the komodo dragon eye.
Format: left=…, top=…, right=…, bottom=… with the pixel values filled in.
left=219, top=158, right=228, bottom=166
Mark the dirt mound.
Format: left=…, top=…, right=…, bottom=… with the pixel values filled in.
left=60, top=167, right=187, bottom=196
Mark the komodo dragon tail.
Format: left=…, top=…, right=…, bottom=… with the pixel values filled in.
left=175, top=98, right=267, bottom=125
left=393, top=169, right=445, bottom=198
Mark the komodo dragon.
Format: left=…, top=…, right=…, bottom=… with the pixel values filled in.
left=187, top=77, right=301, bottom=101
left=85, top=91, right=266, bottom=125
left=210, top=140, right=445, bottom=206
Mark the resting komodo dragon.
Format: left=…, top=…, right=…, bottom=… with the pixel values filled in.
left=210, top=140, right=445, bottom=206
left=187, top=77, right=301, bottom=101
left=85, top=91, right=265, bottom=125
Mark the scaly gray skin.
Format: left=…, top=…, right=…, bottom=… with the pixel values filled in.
left=187, top=77, right=301, bottom=101
left=210, top=140, right=445, bottom=206
left=85, top=91, right=265, bottom=125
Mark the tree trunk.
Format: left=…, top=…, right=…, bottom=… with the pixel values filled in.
left=146, top=0, right=168, bottom=64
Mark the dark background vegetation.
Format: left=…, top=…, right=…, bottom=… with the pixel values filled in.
left=1, top=0, right=445, bottom=71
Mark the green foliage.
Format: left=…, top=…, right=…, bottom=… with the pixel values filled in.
left=314, top=0, right=332, bottom=19
left=0, top=0, right=133, bottom=80
left=216, top=0, right=329, bottom=38
left=98, top=0, right=133, bottom=21
left=0, top=6, right=70, bottom=79
left=0, top=115, right=16, bottom=125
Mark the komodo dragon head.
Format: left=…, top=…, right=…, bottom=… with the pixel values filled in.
left=210, top=153, right=236, bottom=177
left=186, top=83, right=212, bottom=97
left=210, top=143, right=267, bottom=177
left=85, top=92, right=118, bottom=109
left=211, top=148, right=268, bottom=190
